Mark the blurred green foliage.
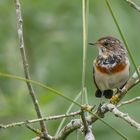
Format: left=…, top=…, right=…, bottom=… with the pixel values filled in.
left=0, top=0, right=140, bottom=139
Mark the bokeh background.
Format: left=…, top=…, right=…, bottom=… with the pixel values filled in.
left=0, top=0, right=140, bottom=139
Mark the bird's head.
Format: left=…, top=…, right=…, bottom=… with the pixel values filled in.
left=89, top=36, right=125, bottom=54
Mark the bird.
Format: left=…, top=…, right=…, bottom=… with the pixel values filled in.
left=89, top=36, right=130, bottom=99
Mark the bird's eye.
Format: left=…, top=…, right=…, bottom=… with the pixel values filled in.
left=104, top=41, right=109, bottom=46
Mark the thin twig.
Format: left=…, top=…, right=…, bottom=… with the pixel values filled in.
left=0, top=111, right=81, bottom=129
left=117, top=96, right=140, bottom=107
left=123, top=0, right=140, bottom=12
left=14, top=0, right=49, bottom=138
left=26, top=124, right=42, bottom=135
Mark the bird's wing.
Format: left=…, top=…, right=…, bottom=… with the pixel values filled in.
left=93, top=62, right=102, bottom=98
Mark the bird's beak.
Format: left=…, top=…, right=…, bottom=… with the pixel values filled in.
left=88, top=42, right=96, bottom=46
left=88, top=42, right=98, bottom=46
left=89, top=41, right=103, bottom=49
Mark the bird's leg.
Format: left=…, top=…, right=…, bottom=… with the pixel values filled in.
left=117, top=88, right=122, bottom=93
left=100, top=91, right=105, bottom=105
left=116, top=82, right=126, bottom=94
left=116, top=88, right=123, bottom=94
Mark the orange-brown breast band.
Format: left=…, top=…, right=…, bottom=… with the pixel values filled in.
left=96, top=62, right=127, bottom=74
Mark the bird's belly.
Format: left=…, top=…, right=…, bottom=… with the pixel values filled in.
left=94, top=64, right=129, bottom=91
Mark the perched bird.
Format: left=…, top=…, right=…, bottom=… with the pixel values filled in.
left=90, top=36, right=130, bottom=99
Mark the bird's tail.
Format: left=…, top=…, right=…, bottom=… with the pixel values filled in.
left=95, top=89, right=113, bottom=99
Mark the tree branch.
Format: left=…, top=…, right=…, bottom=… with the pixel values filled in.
left=14, top=0, right=50, bottom=139
left=102, top=103, right=140, bottom=130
